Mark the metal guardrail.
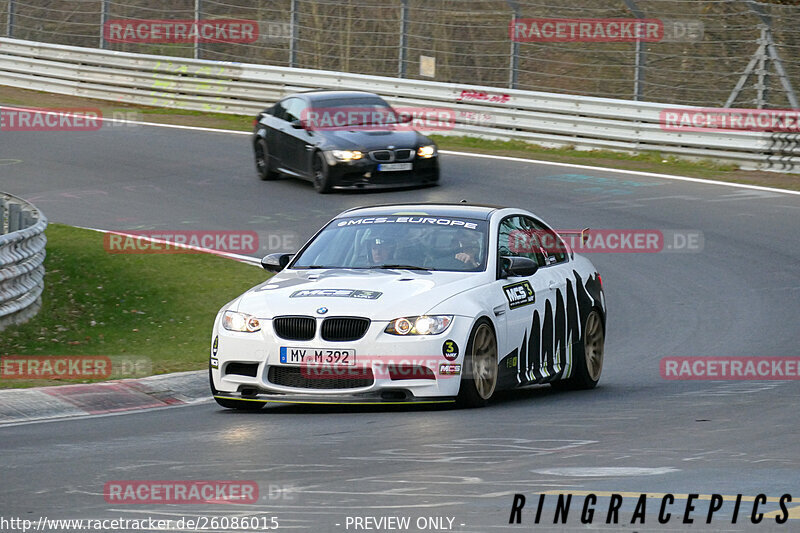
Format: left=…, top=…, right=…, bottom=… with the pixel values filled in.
left=0, top=37, right=798, bottom=172
left=0, top=192, right=47, bottom=331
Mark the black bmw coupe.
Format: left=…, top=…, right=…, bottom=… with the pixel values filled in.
left=252, top=90, right=440, bottom=193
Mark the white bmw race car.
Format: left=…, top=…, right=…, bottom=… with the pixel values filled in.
left=210, top=203, right=606, bottom=409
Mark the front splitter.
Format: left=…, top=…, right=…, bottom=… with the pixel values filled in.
left=213, top=393, right=455, bottom=406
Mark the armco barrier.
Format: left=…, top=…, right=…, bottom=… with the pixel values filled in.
left=0, top=192, right=47, bottom=331
left=0, top=37, right=798, bottom=172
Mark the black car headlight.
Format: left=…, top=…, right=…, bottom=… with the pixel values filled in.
left=330, top=150, right=363, bottom=161
left=417, top=145, right=437, bottom=159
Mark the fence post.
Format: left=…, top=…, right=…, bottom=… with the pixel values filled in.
left=99, top=0, right=108, bottom=48
left=506, top=0, right=520, bottom=89
left=8, top=203, right=21, bottom=232
left=289, top=0, right=298, bottom=68
left=6, top=0, right=13, bottom=38
left=623, top=0, right=646, bottom=101
left=194, top=0, right=202, bottom=59
left=398, top=0, right=409, bottom=78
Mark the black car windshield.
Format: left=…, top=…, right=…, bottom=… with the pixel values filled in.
left=291, top=215, right=489, bottom=272
left=308, top=97, right=402, bottom=127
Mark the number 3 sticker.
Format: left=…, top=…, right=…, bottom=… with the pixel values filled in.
left=443, top=340, right=459, bottom=361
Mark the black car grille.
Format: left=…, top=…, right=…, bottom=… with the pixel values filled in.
left=369, top=149, right=415, bottom=162
left=273, top=316, right=315, bottom=341
left=268, top=366, right=374, bottom=389
left=321, top=317, right=370, bottom=342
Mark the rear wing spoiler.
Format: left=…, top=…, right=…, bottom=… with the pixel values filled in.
left=556, top=228, right=590, bottom=259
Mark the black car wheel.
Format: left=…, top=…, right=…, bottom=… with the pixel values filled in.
left=254, top=138, right=278, bottom=181
left=209, top=367, right=264, bottom=411
left=312, top=151, right=332, bottom=194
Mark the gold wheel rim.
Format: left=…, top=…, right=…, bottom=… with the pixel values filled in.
left=584, top=311, right=604, bottom=381
left=472, top=323, right=497, bottom=400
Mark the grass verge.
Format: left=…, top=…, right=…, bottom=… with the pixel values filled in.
left=0, top=224, right=269, bottom=388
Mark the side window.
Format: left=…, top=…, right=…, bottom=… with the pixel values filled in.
left=283, top=98, right=307, bottom=123
left=498, top=216, right=547, bottom=267
left=498, top=215, right=568, bottom=268
left=527, top=216, right=568, bottom=265
left=272, top=101, right=288, bottom=121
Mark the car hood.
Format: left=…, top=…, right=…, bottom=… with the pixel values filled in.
left=319, top=129, right=424, bottom=151
left=234, top=268, right=481, bottom=320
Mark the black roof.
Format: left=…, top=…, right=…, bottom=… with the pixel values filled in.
left=337, top=203, right=502, bottom=221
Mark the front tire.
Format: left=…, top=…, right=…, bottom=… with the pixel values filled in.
left=255, top=138, right=278, bottom=181
left=312, top=151, right=332, bottom=193
left=457, top=319, right=498, bottom=408
left=209, top=367, right=264, bottom=411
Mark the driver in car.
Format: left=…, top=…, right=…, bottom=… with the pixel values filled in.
left=454, top=233, right=482, bottom=268
left=369, top=237, right=395, bottom=265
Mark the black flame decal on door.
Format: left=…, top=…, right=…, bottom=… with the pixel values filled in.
left=498, top=270, right=603, bottom=387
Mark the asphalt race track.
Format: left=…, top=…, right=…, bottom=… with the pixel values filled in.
left=1, top=122, right=799, bottom=532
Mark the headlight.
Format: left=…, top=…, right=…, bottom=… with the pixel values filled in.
left=385, top=315, right=453, bottom=335
left=222, top=310, right=261, bottom=332
left=417, top=145, right=436, bottom=158
left=330, top=150, right=363, bottom=161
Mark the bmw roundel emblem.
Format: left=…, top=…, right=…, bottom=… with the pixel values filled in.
left=317, top=307, right=328, bottom=315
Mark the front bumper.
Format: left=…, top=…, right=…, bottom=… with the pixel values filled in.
left=326, top=154, right=439, bottom=189
left=210, top=315, right=470, bottom=400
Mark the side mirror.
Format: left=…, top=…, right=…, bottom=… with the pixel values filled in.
left=261, top=253, right=293, bottom=272
left=290, top=119, right=306, bottom=129
left=501, top=256, right=539, bottom=278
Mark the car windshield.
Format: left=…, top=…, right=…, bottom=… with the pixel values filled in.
left=308, top=96, right=401, bottom=127
left=291, top=215, right=489, bottom=272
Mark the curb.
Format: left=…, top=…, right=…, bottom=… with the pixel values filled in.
left=0, top=370, right=210, bottom=425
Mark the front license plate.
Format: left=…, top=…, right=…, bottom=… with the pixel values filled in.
left=377, top=162, right=413, bottom=172
left=279, top=347, right=356, bottom=366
